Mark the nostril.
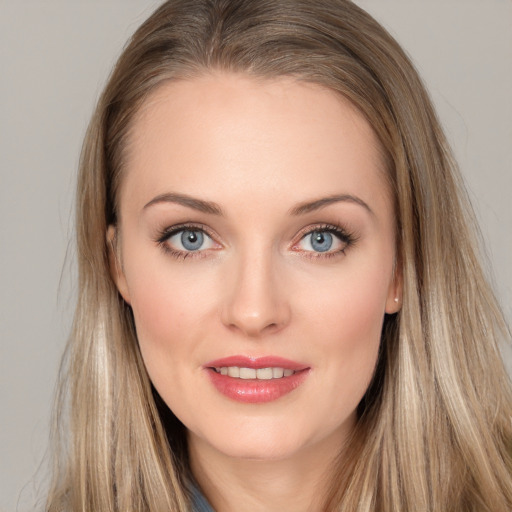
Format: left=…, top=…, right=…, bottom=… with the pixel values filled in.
left=223, top=310, right=289, bottom=338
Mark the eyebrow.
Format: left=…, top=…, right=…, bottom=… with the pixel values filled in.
left=290, top=194, right=374, bottom=216
left=143, top=191, right=373, bottom=217
left=143, top=192, right=224, bottom=215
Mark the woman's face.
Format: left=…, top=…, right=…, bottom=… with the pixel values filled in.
left=112, top=73, right=400, bottom=463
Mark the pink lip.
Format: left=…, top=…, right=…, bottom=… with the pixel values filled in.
left=204, top=355, right=310, bottom=404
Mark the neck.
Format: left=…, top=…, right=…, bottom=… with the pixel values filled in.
left=188, top=429, right=347, bottom=512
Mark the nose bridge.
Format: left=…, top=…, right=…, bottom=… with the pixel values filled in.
left=221, top=241, right=290, bottom=337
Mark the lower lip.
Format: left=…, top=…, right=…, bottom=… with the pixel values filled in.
left=206, top=368, right=310, bottom=403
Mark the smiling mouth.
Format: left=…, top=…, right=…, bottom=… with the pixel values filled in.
left=205, top=356, right=310, bottom=403
left=212, top=366, right=297, bottom=379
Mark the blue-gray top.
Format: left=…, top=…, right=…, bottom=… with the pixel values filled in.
left=190, top=484, right=215, bottom=512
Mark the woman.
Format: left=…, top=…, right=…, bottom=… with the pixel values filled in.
left=47, top=1, right=512, bottom=510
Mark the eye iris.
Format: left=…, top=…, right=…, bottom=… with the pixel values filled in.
left=310, top=231, right=333, bottom=252
left=181, top=230, right=204, bottom=251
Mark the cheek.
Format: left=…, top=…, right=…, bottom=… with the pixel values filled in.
left=123, top=255, right=220, bottom=381
left=129, top=271, right=180, bottom=344
left=128, top=275, right=180, bottom=386
left=302, top=260, right=391, bottom=399
left=305, top=259, right=390, bottom=339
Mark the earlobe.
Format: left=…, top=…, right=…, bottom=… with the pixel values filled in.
left=107, top=225, right=131, bottom=304
left=385, top=264, right=402, bottom=314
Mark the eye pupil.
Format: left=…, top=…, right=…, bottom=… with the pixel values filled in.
left=181, top=230, right=204, bottom=251
left=310, top=231, right=333, bottom=252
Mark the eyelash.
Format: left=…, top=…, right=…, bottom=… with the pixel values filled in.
left=155, top=223, right=217, bottom=260
left=155, top=222, right=357, bottom=260
left=293, top=223, right=357, bottom=259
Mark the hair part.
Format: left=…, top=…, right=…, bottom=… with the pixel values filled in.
left=47, top=1, right=512, bottom=510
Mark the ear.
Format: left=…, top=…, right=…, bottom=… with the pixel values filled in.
left=385, top=260, right=402, bottom=314
left=107, top=225, right=131, bottom=304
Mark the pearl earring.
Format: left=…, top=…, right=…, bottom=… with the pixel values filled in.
left=394, top=297, right=399, bottom=303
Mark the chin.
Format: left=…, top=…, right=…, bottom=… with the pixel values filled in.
left=213, top=437, right=307, bottom=461
left=190, top=414, right=330, bottom=462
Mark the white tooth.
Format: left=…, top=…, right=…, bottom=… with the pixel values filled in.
left=239, top=367, right=257, bottom=379
left=220, top=367, right=228, bottom=375
left=227, top=366, right=240, bottom=378
left=272, top=367, right=284, bottom=378
left=283, top=369, right=294, bottom=377
left=256, top=367, right=273, bottom=380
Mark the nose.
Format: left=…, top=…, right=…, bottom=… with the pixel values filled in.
left=220, top=248, right=291, bottom=338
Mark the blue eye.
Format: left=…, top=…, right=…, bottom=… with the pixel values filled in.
left=163, top=228, right=215, bottom=253
left=297, top=227, right=351, bottom=255
left=180, top=230, right=204, bottom=251
left=309, top=231, right=333, bottom=252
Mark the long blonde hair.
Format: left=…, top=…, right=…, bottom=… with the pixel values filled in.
left=47, top=1, right=512, bottom=510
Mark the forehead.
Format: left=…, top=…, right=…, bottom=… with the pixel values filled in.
left=120, top=73, right=390, bottom=215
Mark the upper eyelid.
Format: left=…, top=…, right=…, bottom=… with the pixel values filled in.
left=294, top=223, right=351, bottom=239
left=158, top=223, right=215, bottom=240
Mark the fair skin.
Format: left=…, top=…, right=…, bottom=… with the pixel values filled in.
left=110, top=73, right=400, bottom=512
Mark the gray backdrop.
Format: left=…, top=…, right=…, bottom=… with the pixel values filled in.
left=1, top=1, right=510, bottom=510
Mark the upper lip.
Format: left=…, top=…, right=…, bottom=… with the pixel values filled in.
left=204, top=355, right=309, bottom=371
